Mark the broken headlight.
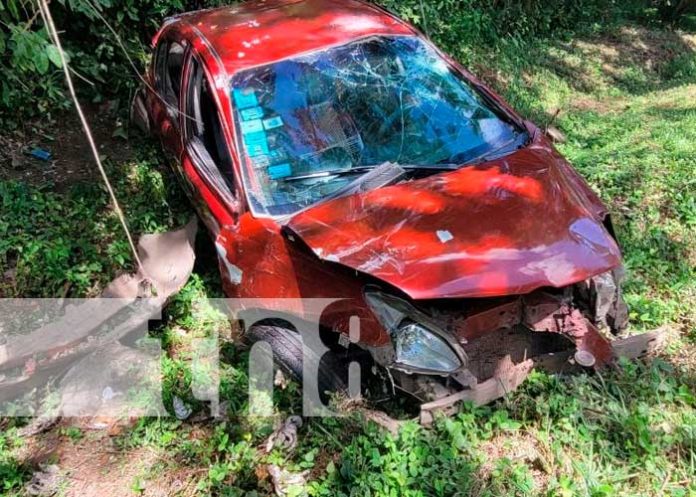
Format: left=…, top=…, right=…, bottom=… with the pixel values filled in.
left=364, top=290, right=465, bottom=373
left=394, top=321, right=462, bottom=372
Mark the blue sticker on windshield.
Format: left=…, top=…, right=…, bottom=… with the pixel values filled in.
left=240, top=106, right=264, bottom=121
left=263, top=116, right=284, bottom=130
left=244, top=131, right=269, bottom=157
left=240, top=119, right=264, bottom=134
left=267, top=163, right=292, bottom=180
left=233, top=88, right=258, bottom=109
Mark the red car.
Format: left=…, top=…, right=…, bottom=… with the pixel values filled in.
left=133, top=0, right=632, bottom=418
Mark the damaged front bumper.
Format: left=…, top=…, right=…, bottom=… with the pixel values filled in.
left=364, top=286, right=665, bottom=425
left=418, top=327, right=666, bottom=425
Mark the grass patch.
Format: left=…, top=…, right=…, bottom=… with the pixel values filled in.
left=0, top=142, right=191, bottom=297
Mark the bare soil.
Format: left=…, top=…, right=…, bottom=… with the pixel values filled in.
left=0, top=104, right=135, bottom=191
left=18, top=419, right=202, bottom=497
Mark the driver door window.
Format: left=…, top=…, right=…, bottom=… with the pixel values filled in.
left=184, top=57, right=237, bottom=208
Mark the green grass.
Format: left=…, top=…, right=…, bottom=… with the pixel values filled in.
left=0, top=143, right=191, bottom=298
left=1, top=19, right=695, bottom=497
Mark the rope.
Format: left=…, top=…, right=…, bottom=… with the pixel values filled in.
left=37, top=0, right=146, bottom=276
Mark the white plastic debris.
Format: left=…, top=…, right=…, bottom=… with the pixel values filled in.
left=101, top=386, right=115, bottom=401
left=215, top=242, right=243, bottom=284
left=172, top=396, right=192, bottom=420
left=274, top=369, right=289, bottom=389
left=267, top=464, right=309, bottom=497
left=264, top=415, right=303, bottom=453
left=436, top=230, right=454, bottom=243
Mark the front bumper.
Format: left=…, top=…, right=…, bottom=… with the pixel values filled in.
left=418, top=328, right=667, bottom=425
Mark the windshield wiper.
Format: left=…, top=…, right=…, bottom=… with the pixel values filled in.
left=280, top=163, right=461, bottom=183
left=278, top=134, right=526, bottom=185
left=280, top=166, right=376, bottom=182
left=463, top=131, right=529, bottom=166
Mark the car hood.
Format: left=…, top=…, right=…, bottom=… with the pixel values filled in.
left=286, top=143, right=622, bottom=300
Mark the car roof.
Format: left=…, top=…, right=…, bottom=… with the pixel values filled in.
left=167, top=0, right=415, bottom=74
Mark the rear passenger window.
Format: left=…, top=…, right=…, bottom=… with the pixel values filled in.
left=155, top=41, right=186, bottom=115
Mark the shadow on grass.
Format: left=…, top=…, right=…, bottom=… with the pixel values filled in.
left=539, top=26, right=695, bottom=96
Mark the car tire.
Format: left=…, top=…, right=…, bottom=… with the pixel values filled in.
left=244, top=324, right=350, bottom=403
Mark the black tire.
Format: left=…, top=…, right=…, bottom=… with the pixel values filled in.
left=245, top=325, right=350, bottom=403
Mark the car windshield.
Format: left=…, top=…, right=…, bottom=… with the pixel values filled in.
left=231, top=35, right=522, bottom=217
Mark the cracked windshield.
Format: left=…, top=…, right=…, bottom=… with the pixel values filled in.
left=231, top=35, right=521, bottom=216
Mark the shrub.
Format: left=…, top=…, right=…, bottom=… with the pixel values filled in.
left=0, top=0, right=680, bottom=125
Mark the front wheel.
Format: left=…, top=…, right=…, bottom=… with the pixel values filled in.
left=244, top=324, right=353, bottom=405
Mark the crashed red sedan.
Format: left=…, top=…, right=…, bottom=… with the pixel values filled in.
left=133, top=0, right=639, bottom=418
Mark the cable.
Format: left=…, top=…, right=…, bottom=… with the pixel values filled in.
left=37, top=0, right=146, bottom=277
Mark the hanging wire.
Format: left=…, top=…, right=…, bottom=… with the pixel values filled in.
left=37, top=0, right=146, bottom=276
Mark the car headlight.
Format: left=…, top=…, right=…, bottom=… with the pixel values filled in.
left=394, top=321, right=462, bottom=372
left=364, top=290, right=465, bottom=373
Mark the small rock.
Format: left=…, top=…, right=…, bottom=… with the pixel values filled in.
left=25, top=464, right=61, bottom=496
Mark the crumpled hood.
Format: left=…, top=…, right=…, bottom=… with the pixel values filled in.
left=286, top=143, right=622, bottom=299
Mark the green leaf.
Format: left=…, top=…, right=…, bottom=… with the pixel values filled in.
left=7, top=0, right=20, bottom=20
left=46, top=44, right=63, bottom=68
left=34, top=51, right=49, bottom=75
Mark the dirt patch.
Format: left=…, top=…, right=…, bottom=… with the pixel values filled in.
left=573, top=27, right=696, bottom=74
left=470, top=64, right=512, bottom=94
left=0, top=104, right=135, bottom=191
left=544, top=26, right=696, bottom=97
left=16, top=420, right=201, bottom=497
left=667, top=340, right=696, bottom=382
left=570, top=96, right=629, bottom=113
left=473, top=431, right=560, bottom=494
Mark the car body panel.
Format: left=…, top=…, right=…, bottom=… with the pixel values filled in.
left=286, top=133, right=622, bottom=300
left=161, top=0, right=414, bottom=74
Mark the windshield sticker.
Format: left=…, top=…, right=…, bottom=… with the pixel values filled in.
left=267, top=163, right=292, bottom=180
left=243, top=130, right=269, bottom=157
left=232, top=88, right=258, bottom=109
left=240, top=119, right=264, bottom=134
left=262, top=116, right=284, bottom=130
left=240, top=106, right=264, bottom=121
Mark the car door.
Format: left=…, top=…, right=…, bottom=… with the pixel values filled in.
left=149, top=37, right=187, bottom=161
left=179, top=53, right=246, bottom=291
